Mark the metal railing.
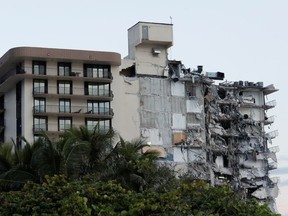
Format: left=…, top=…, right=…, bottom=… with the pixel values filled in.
left=33, top=86, right=113, bottom=97
left=33, top=105, right=113, bottom=116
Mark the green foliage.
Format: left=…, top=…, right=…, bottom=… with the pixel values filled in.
left=0, top=175, right=279, bottom=216
left=0, top=128, right=280, bottom=215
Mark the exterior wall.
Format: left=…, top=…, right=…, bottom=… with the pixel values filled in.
left=4, top=88, right=16, bottom=142
left=135, top=44, right=168, bottom=76
left=128, top=22, right=173, bottom=60
left=22, top=78, right=34, bottom=144
left=111, top=60, right=140, bottom=141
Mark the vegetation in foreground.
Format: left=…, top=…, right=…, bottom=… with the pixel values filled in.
left=0, top=126, right=280, bottom=215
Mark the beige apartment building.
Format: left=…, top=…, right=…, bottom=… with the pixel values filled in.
left=0, top=21, right=279, bottom=211
left=0, top=47, right=121, bottom=146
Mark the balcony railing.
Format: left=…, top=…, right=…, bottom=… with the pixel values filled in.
left=33, top=105, right=113, bottom=116
left=33, top=87, right=113, bottom=98
left=33, top=123, right=111, bottom=133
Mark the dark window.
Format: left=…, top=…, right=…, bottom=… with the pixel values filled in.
left=58, top=81, right=72, bottom=94
left=34, top=98, right=46, bottom=113
left=58, top=62, right=71, bottom=76
left=87, top=100, right=110, bottom=115
left=34, top=135, right=43, bottom=143
left=186, top=84, right=196, bottom=97
left=58, top=117, right=72, bottom=131
left=59, top=99, right=71, bottom=113
left=84, top=64, right=110, bottom=78
left=142, top=25, right=149, bottom=40
left=86, top=118, right=110, bottom=132
left=33, top=61, right=46, bottom=75
left=33, top=79, right=47, bottom=94
left=33, top=116, right=47, bottom=131
left=84, top=83, right=110, bottom=96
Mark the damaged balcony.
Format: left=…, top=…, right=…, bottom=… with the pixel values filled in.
left=263, top=100, right=276, bottom=110
left=264, top=115, right=275, bottom=125
left=265, top=130, right=279, bottom=140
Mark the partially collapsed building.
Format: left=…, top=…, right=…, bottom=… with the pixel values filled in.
left=114, top=21, right=279, bottom=211
left=0, top=21, right=279, bottom=211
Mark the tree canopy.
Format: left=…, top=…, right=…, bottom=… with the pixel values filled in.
left=0, top=126, right=280, bottom=215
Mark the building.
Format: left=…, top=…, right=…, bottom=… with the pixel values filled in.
left=114, top=21, right=279, bottom=211
left=0, top=21, right=279, bottom=211
left=0, top=47, right=121, bottom=146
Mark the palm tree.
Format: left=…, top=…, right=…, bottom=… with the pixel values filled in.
left=0, top=141, right=39, bottom=191
left=106, top=137, right=161, bottom=191
left=61, top=125, right=115, bottom=176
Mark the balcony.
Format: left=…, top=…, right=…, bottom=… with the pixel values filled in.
left=33, top=87, right=113, bottom=100
left=268, top=145, right=280, bottom=153
left=268, top=161, right=278, bottom=170
left=33, top=123, right=111, bottom=135
left=265, top=130, right=279, bottom=140
left=264, top=100, right=276, bottom=110
left=264, top=115, right=275, bottom=125
left=33, top=105, right=113, bottom=118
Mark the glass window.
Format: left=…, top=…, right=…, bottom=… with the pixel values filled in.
left=33, top=117, right=47, bottom=131
left=87, top=100, right=98, bottom=114
left=33, top=79, right=47, bottom=94
left=86, top=119, right=98, bottom=131
left=86, top=119, right=110, bottom=132
left=33, top=61, right=46, bottom=75
left=99, top=119, right=110, bottom=132
left=58, top=117, right=72, bottom=131
left=85, top=83, right=110, bottom=96
left=59, top=99, right=71, bottom=113
left=87, top=101, right=110, bottom=115
left=58, top=81, right=72, bottom=94
left=34, top=98, right=46, bottom=113
left=88, top=84, right=98, bottom=96
left=99, top=102, right=110, bottom=115
left=84, top=64, right=110, bottom=78
left=58, top=62, right=71, bottom=76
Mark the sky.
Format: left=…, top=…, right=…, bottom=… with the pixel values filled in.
left=1, top=0, right=287, bottom=214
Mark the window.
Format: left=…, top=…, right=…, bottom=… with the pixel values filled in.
left=34, top=135, right=43, bottom=143
left=34, top=98, right=46, bottom=113
left=33, top=79, right=47, bottom=94
left=86, top=119, right=110, bottom=132
left=58, top=117, right=72, bottom=131
left=59, top=99, right=71, bottom=113
left=33, top=61, right=46, bottom=75
left=87, top=101, right=110, bottom=115
left=58, top=81, right=72, bottom=94
left=34, top=117, right=47, bottom=131
left=84, top=64, right=110, bottom=78
left=186, top=84, right=196, bottom=97
left=58, top=62, right=71, bottom=76
left=85, top=83, right=110, bottom=96
left=142, top=25, right=149, bottom=40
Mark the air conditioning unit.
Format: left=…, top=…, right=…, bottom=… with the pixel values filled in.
left=152, top=48, right=161, bottom=55
left=206, top=72, right=225, bottom=80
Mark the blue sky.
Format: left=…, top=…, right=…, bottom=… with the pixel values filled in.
left=1, top=0, right=287, bottom=214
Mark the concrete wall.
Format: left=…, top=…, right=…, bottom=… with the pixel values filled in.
left=111, top=60, right=140, bottom=142
left=4, top=88, right=16, bottom=142
left=22, top=79, right=34, bottom=144
left=135, top=44, right=168, bottom=76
